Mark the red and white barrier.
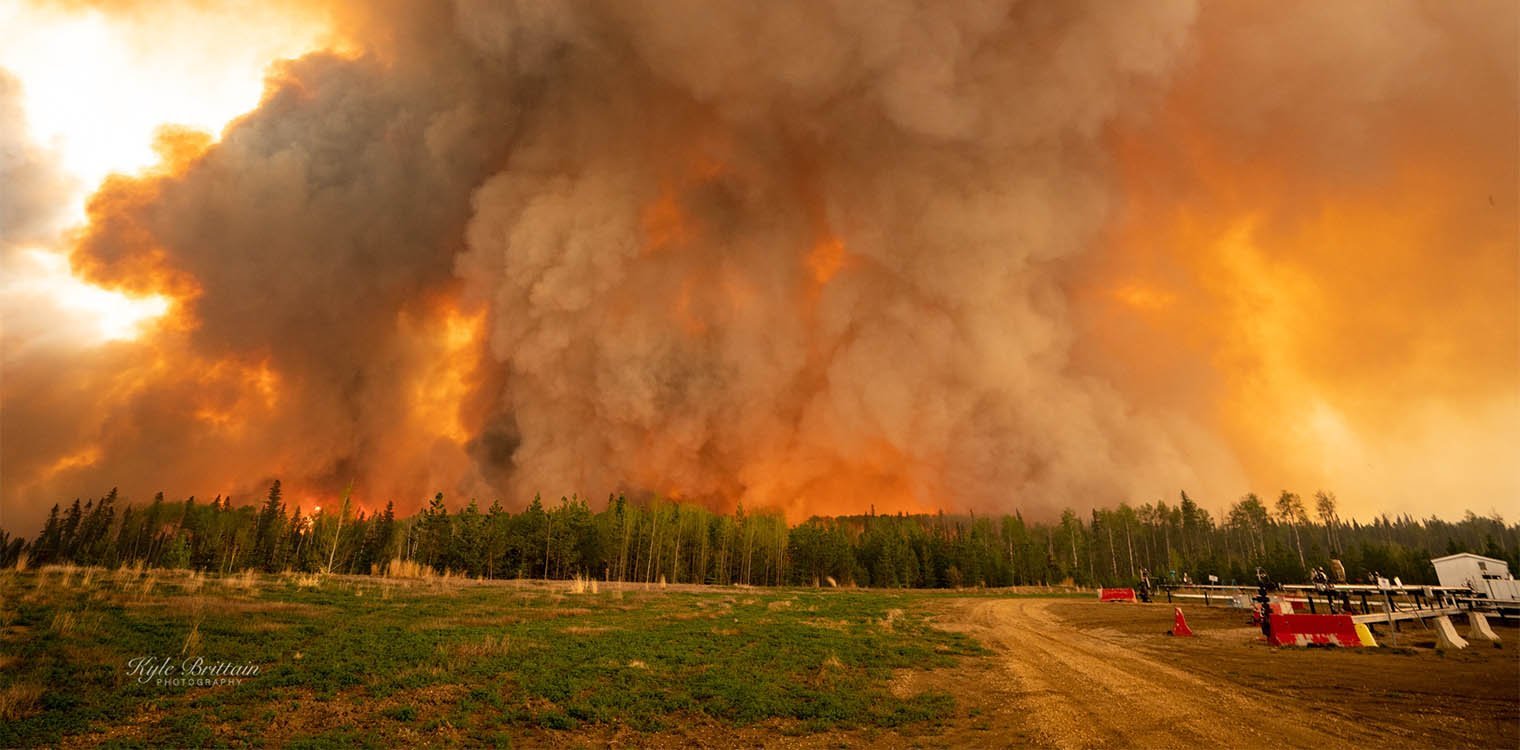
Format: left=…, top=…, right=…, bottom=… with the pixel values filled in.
left=1098, top=588, right=1137, bottom=602
left=1250, top=598, right=1295, bottom=624
left=1267, top=613, right=1364, bottom=647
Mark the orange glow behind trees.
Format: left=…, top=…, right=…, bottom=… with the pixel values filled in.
left=2, top=1, right=1515, bottom=535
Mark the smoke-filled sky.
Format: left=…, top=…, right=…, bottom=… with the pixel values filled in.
left=1, top=0, right=1515, bottom=533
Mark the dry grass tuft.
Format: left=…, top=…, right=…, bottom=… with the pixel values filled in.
left=61, top=565, right=77, bottom=588
left=767, top=599, right=794, bottom=611
left=114, top=561, right=144, bottom=583
left=182, top=596, right=206, bottom=654
left=50, top=611, right=78, bottom=635
left=47, top=607, right=101, bottom=638
left=560, top=625, right=615, bottom=635
left=440, top=633, right=510, bottom=664
left=0, top=683, right=43, bottom=721
left=879, top=608, right=904, bottom=631
left=409, top=617, right=442, bottom=632
left=802, top=618, right=850, bottom=631
left=136, top=572, right=158, bottom=600
left=293, top=573, right=323, bottom=589
left=568, top=574, right=602, bottom=595
left=806, top=652, right=849, bottom=687
left=182, top=621, right=202, bottom=655
left=225, top=569, right=258, bottom=591
left=386, top=558, right=433, bottom=580
left=180, top=570, right=204, bottom=593
left=627, top=660, right=648, bottom=669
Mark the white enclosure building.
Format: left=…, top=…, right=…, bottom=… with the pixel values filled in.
left=1430, top=552, right=1520, bottom=602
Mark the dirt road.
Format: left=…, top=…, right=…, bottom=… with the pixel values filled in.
left=950, top=599, right=1387, bottom=749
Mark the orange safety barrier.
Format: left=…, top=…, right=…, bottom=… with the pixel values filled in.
left=1098, top=588, right=1137, bottom=602
left=1267, top=613, right=1363, bottom=647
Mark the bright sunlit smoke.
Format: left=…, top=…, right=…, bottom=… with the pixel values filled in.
left=0, top=0, right=334, bottom=348
left=0, top=2, right=332, bottom=217
left=2, top=248, right=169, bottom=343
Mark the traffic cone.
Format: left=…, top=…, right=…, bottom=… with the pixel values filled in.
left=1170, top=607, right=1194, bottom=637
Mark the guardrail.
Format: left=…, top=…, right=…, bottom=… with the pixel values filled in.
left=1153, top=581, right=1487, bottom=617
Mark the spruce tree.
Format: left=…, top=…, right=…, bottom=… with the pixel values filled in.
left=254, top=480, right=285, bottom=572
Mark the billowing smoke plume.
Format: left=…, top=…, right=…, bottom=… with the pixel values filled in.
left=2, top=0, right=1515, bottom=532
left=3, top=1, right=523, bottom=525
left=453, top=0, right=1216, bottom=517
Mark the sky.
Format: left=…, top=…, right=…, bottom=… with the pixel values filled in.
left=1, top=0, right=1516, bottom=535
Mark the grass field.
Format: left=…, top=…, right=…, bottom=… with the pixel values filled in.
left=8, top=565, right=1513, bottom=748
left=0, top=566, right=1010, bottom=747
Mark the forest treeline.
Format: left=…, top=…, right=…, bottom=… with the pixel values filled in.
left=2, top=481, right=1515, bottom=588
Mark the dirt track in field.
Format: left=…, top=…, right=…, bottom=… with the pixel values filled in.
left=948, top=599, right=1368, bottom=748
left=936, top=598, right=1519, bottom=749
left=604, top=596, right=1517, bottom=748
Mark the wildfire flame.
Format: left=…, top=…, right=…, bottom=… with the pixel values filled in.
left=1, top=1, right=1513, bottom=536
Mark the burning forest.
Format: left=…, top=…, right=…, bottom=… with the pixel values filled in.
left=2, top=2, right=1518, bottom=747
left=2, top=0, right=1516, bottom=533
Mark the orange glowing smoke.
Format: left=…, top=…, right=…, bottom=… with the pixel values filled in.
left=406, top=301, right=486, bottom=445
left=1071, top=1, right=1519, bottom=517
left=1, top=3, right=501, bottom=528
left=805, top=236, right=846, bottom=286
left=642, top=188, right=693, bottom=253
left=6, top=0, right=1515, bottom=537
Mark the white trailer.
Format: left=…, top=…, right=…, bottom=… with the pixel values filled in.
left=1430, top=552, right=1520, bottom=602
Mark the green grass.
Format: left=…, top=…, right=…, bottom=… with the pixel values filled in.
left=0, top=567, right=997, bottom=746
